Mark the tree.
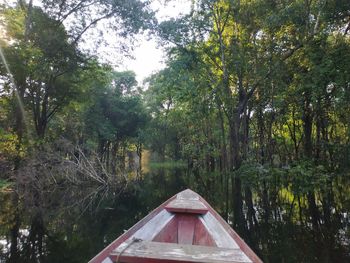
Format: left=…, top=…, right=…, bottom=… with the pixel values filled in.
left=1, top=6, right=83, bottom=138
left=1, top=0, right=156, bottom=140
left=153, top=0, right=350, bottom=232
left=84, top=70, right=148, bottom=173
left=41, top=0, right=155, bottom=45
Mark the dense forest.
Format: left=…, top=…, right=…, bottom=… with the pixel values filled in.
left=1, top=0, right=350, bottom=262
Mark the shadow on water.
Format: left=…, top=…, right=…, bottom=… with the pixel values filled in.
left=0, top=166, right=350, bottom=263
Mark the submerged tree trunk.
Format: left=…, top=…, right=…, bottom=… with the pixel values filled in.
left=307, top=191, right=320, bottom=232
left=111, top=141, right=119, bottom=174
left=8, top=193, right=20, bottom=263
left=27, top=212, right=45, bottom=261
left=229, top=113, right=247, bottom=233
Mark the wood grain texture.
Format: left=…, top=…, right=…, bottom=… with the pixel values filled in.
left=197, top=193, right=264, bottom=263
left=152, top=217, right=178, bottom=243
left=165, top=189, right=208, bottom=214
left=111, top=241, right=252, bottom=263
left=130, top=210, right=174, bottom=241
left=193, top=219, right=216, bottom=247
left=101, top=257, right=113, bottom=263
left=88, top=193, right=177, bottom=263
left=200, top=212, right=239, bottom=249
left=165, top=199, right=208, bottom=214
left=177, top=214, right=197, bottom=244
left=177, top=189, right=200, bottom=200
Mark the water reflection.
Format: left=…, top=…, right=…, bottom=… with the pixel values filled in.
left=0, top=166, right=349, bottom=262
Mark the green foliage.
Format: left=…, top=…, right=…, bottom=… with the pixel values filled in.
left=149, top=161, right=187, bottom=170
left=237, top=160, right=331, bottom=194
left=41, top=0, right=156, bottom=39
left=0, top=179, right=10, bottom=191
left=0, top=5, right=84, bottom=139
left=85, top=70, right=148, bottom=142
left=0, top=0, right=350, bottom=261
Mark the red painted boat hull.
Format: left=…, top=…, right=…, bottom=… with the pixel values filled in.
left=89, top=189, right=263, bottom=263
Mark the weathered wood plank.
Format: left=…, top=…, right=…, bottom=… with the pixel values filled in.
left=88, top=193, right=178, bottom=263
left=197, top=196, right=263, bottom=263
left=165, top=189, right=208, bottom=214
left=177, top=214, right=197, bottom=244
left=111, top=241, right=252, bottom=263
left=165, top=199, right=208, bottom=214
left=130, top=210, right=174, bottom=241
left=193, top=219, right=216, bottom=247
left=152, top=217, right=178, bottom=243
left=199, top=212, right=239, bottom=249
left=101, top=257, right=113, bottom=263
left=177, top=189, right=200, bottom=200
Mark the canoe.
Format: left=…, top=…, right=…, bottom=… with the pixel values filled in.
left=89, top=189, right=263, bottom=263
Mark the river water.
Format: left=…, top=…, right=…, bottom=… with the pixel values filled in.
left=0, top=166, right=349, bottom=262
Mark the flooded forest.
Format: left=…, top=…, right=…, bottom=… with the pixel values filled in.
left=1, top=0, right=350, bottom=262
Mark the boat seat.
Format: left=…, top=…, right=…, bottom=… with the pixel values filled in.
left=165, top=189, right=208, bottom=214
left=110, top=240, right=252, bottom=263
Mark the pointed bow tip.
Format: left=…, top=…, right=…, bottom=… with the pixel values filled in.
left=177, top=188, right=200, bottom=198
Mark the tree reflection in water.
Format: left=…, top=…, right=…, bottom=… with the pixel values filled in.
left=0, top=166, right=349, bottom=263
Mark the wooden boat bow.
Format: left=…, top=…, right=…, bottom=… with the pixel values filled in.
left=89, top=189, right=263, bottom=263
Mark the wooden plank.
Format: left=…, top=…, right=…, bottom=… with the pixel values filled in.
left=197, top=195, right=264, bottom=263
left=177, top=189, right=200, bottom=200
left=130, top=210, right=174, bottom=241
left=152, top=217, right=178, bottom=243
left=165, top=189, right=208, bottom=214
left=165, top=199, right=208, bottom=214
left=111, top=241, right=252, bottom=263
left=177, top=214, right=197, bottom=244
left=193, top=219, right=216, bottom=247
left=88, top=191, right=178, bottom=263
left=101, top=257, right=113, bottom=263
left=199, top=212, right=239, bottom=249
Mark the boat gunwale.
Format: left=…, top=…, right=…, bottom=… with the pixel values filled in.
left=88, top=194, right=177, bottom=263
left=196, top=193, right=263, bottom=263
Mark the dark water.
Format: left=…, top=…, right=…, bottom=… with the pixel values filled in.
left=0, top=167, right=350, bottom=263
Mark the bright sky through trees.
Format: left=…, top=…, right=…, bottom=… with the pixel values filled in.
left=2, top=0, right=192, bottom=84
left=74, top=0, right=192, bottom=84
left=122, top=0, right=192, bottom=83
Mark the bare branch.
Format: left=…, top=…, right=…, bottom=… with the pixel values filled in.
left=71, top=11, right=114, bottom=45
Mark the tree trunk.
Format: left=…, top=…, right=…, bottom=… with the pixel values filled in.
left=229, top=116, right=247, bottom=233
left=111, top=141, right=119, bottom=173
left=302, top=90, right=313, bottom=158
left=257, top=105, right=265, bottom=164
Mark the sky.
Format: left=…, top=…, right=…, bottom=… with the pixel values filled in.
left=2, top=0, right=192, bottom=84
left=121, top=0, right=192, bottom=84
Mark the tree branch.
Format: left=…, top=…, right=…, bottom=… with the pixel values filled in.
left=71, top=11, right=114, bottom=45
